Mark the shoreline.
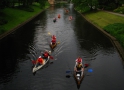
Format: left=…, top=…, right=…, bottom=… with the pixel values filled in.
left=81, top=13, right=124, bottom=62
left=0, top=7, right=49, bottom=40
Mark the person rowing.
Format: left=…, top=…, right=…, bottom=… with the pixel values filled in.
left=53, top=18, right=57, bottom=23
left=51, top=35, right=56, bottom=40
left=74, top=57, right=85, bottom=85
left=42, top=50, right=51, bottom=59
left=69, top=16, right=73, bottom=20
left=32, top=56, right=44, bottom=65
left=74, top=57, right=84, bottom=72
left=58, top=14, right=61, bottom=18
left=51, top=39, right=56, bottom=45
left=37, top=56, right=44, bottom=64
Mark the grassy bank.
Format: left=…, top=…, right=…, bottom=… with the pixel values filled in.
left=84, top=10, right=124, bottom=48
left=84, top=11, right=124, bottom=28
left=0, top=2, right=50, bottom=35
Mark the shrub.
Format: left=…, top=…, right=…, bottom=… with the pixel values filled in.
left=104, top=23, right=124, bottom=47
left=114, top=6, right=124, bottom=14
left=0, top=26, right=6, bottom=35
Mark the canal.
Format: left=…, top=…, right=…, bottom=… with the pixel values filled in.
left=0, top=4, right=124, bottom=90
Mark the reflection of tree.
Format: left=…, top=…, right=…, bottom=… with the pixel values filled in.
left=73, top=14, right=114, bottom=54
left=0, top=11, right=48, bottom=83
left=0, top=36, right=18, bottom=84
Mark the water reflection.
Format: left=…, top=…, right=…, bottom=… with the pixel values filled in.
left=0, top=36, right=18, bottom=84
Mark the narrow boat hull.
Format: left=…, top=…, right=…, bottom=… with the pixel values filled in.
left=50, top=43, right=57, bottom=49
left=32, top=56, right=50, bottom=73
left=74, top=71, right=84, bottom=85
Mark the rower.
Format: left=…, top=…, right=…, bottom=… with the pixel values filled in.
left=37, top=56, right=44, bottom=65
left=58, top=14, right=61, bottom=18
left=74, top=57, right=84, bottom=72
left=42, top=50, right=51, bottom=59
left=51, top=39, right=56, bottom=45
left=51, top=35, right=56, bottom=40
left=53, top=18, right=57, bottom=23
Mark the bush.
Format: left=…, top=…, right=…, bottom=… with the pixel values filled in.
left=0, top=26, right=6, bottom=35
left=103, top=23, right=124, bottom=47
left=17, top=6, right=34, bottom=12
left=114, top=6, right=124, bottom=14
left=0, top=18, right=8, bottom=25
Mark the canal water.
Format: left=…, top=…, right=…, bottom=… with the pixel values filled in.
left=0, top=4, right=124, bottom=90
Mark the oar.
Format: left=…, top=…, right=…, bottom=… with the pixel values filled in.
left=31, top=60, right=36, bottom=65
left=84, top=64, right=89, bottom=68
left=48, top=32, right=51, bottom=35
left=87, top=68, right=93, bottom=73
left=50, top=56, right=54, bottom=59
left=34, top=58, right=39, bottom=68
left=66, top=63, right=89, bottom=73
left=66, top=68, right=93, bottom=73
left=57, top=42, right=60, bottom=44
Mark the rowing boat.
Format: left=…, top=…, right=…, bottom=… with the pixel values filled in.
left=50, top=43, right=57, bottom=49
left=32, top=56, right=50, bottom=73
left=74, top=71, right=84, bottom=85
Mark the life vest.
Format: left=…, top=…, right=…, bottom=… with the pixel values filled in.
left=76, top=63, right=82, bottom=70
left=51, top=39, right=56, bottom=44
left=58, top=14, right=61, bottom=18
left=38, top=57, right=43, bottom=64
left=53, top=18, right=56, bottom=22
left=52, top=35, right=56, bottom=39
left=44, top=52, right=49, bottom=58
left=69, top=16, right=72, bottom=20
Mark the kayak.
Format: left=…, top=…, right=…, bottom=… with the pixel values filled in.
left=32, top=56, right=50, bottom=73
left=53, top=19, right=56, bottom=22
left=74, top=71, right=84, bottom=85
left=69, top=16, right=72, bottom=20
left=50, top=43, right=57, bottom=49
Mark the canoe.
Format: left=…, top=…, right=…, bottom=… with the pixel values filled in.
left=74, top=71, right=84, bottom=85
left=50, top=43, right=57, bottom=49
left=53, top=19, right=56, bottom=23
left=32, top=56, right=50, bottom=73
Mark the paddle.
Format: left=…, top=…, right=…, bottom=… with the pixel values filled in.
left=57, top=42, right=60, bottom=44
left=84, top=64, right=89, bottom=68
left=49, top=56, right=54, bottom=59
left=87, top=68, right=93, bottom=73
left=33, top=58, right=38, bottom=68
left=48, top=32, right=51, bottom=35
left=66, top=68, right=93, bottom=78
left=32, top=60, right=36, bottom=65
left=66, top=63, right=89, bottom=73
left=66, top=68, right=93, bottom=73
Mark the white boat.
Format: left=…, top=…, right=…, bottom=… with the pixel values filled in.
left=32, top=51, right=51, bottom=73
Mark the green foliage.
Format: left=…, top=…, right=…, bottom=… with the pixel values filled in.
left=103, top=23, right=124, bottom=47
left=0, top=26, right=6, bottom=35
left=72, top=0, right=98, bottom=13
left=75, top=6, right=90, bottom=13
left=56, top=2, right=66, bottom=6
left=38, top=0, right=48, bottom=9
left=0, top=12, right=8, bottom=25
left=107, top=2, right=116, bottom=10
left=0, top=2, right=47, bottom=35
left=114, top=7, right=124, bottom=14
left=17, top=6, right=34, bottom=12
left=0, top=18, right=8, bottom=25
